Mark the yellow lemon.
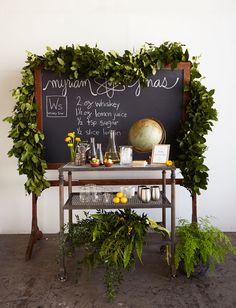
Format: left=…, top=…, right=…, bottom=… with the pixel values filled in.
left=116, top=192, right=123, bottom=198
left=120, top=197, right=128, bottom=204
left=166, top=160, right=173, bottom=166
left=113, top=197, right=120, bottom=204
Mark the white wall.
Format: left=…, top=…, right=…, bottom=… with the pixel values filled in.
left=1, top=0, right=236, bottom=233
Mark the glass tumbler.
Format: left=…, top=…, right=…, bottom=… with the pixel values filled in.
left=120, top=146, right=133, bottom=165
left=85, top=184, right=98, bottom=202
left=79, top=186, right=86, bottom=203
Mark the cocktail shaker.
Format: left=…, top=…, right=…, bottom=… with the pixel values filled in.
left=141, top=187, right=151, bottom=203
left=138, top=185, right=147, bottom=200
left=151, top=185, right=160, bottom=201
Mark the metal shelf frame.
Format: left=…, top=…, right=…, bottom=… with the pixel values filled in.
left=58, top=162, right=176, bottom=280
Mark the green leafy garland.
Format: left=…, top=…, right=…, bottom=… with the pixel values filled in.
left=4, top=42, right=217, bottom=196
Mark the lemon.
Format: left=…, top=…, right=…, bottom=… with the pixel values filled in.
left=113, top=197, right=120, bottom=204
left=120, top=197, right=128, bottom=204
left=116, top=192, right=123, bottom=198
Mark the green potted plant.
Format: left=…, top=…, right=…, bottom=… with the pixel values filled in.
left=175, top=217, right=236, bottom=278
left=63, top=209, right=169, bottom=302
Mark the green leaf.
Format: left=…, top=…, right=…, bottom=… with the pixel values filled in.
left=151, top=65, right=157, bottom=75
left=3, top=116, right=13, bottom=123
left=57, top=57, right=65, bottom=66
left=34, top=133, right=39, bottom=143
left=135, top=237, right=143, bottom=262
left=148, top=218, right=170, bottom=237
left=123, top=238, right=134, bottom=268
left=208, top=89, right=215, bottom=96
left=92, top=225, right=98, bottom=241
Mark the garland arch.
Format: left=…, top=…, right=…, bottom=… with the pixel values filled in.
left=5, top=42, right=217, bottom=197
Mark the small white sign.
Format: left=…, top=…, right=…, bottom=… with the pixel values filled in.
left=46, top=95, right=67, bottom=118
left=151, top=144, right=170, bottom=164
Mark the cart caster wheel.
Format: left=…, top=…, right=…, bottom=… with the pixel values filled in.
left=58, top=271, right=67, bottom=282
left=160, top=245, right=166, bottom=255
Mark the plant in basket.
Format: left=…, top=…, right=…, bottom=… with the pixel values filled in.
left=175, top=217, right=236, bottom=278
left=63, top=210, right=170, bottom=302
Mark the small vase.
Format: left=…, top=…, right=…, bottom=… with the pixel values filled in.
left=96, top=143, right=104, bottom=164
left=104, top=130, right=119, bottom=163
left=70, top=148, right=75, bottom=163
left=87, top=137, right=97, bottom=161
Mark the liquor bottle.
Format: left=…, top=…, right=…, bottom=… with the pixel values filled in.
left=104, top=130, right=120, bottom=163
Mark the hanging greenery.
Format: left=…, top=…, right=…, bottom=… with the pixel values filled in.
left=4, top=42, right=217, bottom=196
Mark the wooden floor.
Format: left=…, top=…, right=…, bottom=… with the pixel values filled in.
left=0, top=233, right=236, bottom=308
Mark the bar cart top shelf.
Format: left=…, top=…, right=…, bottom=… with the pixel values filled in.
left=59, top=162, right=176, bottom=172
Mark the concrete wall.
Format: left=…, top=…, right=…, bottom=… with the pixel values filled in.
left=1, top=0, right=236, bottom=233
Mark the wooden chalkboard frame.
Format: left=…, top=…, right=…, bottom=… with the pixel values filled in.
left=35, top=62, right=190, bottom=169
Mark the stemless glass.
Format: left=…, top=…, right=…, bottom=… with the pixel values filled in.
left=103, top=192, right=111, bottom=203
left=79, top=186, right=86, bottom=203
left=126, top=186, right=135, bottom=198
left=85, top=184, right=98, bottom=202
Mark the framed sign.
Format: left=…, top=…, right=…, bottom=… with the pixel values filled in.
left=35, top=63, right=190, bottom=168
left=151, top=144, right=170, bottom=164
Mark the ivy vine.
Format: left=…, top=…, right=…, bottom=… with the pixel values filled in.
left=4, top=42, right=217, bottom=196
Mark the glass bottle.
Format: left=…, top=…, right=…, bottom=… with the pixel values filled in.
left=104, top=130, right=120, bottom=163
left=87, top=137, right=97, bottom=161
left=96, top=143, right=104, bottom=165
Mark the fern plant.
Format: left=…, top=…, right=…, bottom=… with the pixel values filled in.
left=63, top=209, right=169, bottom=302
left=175, top=217, right=236, bottom=278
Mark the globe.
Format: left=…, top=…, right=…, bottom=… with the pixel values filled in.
left=128, top=118, right=165, bottom=152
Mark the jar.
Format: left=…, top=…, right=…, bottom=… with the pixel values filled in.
left=104, top=130, right=119, bottom=163
left=120, top=146, right=133, bottom=165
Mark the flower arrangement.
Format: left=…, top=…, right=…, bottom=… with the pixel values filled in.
left=64, top=132, right=81, bottom=161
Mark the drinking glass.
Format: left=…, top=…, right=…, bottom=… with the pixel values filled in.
left=85, top=184, right=98, bottom=202
left=120, top=146, right=133, bottom=165
left=79, top=186, right=86, bottom=203
left=103, top=192, right=111, bottom=203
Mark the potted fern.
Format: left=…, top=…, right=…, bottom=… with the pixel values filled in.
left=175, top=217, right=236, bottom=278
left=63, top=209, right=169, bottom=302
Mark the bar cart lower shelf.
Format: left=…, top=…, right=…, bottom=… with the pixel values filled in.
left=58, top=163, right=176, bottom=280
left=64, top=192, right=171, bottom=210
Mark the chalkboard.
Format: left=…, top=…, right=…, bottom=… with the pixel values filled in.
left=35, top=63, right=190, bottom=168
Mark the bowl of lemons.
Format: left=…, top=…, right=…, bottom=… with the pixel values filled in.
left=104, top=158, right=113, bottom=167
left=113, top=191, right=128, bottom=204
left=90, top=158, right=100, bottom=167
